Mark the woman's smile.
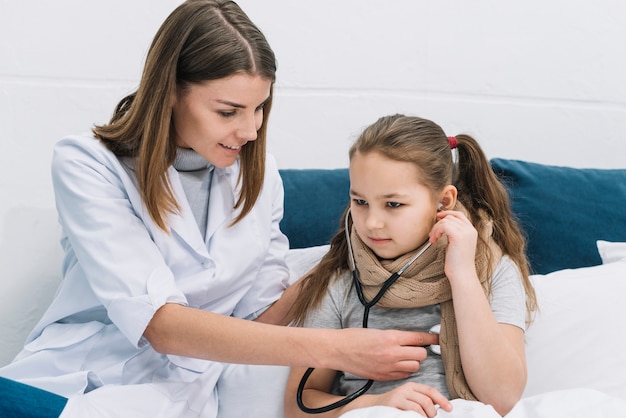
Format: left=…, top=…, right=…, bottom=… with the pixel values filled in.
left=172, top=74, right=271, bottom=168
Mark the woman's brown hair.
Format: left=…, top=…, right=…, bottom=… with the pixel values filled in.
left=93, top=0, right=277, bottom=230
left=290, top=114, right=537, bottom=325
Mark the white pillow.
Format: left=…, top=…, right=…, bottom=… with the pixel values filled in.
left=523, top=260, right=626, bottom=401
left=285, top=244, right=330, bottom=285
left=217, top=245, right=330, bottom=418
left=597, top=240, right=626, bottom=264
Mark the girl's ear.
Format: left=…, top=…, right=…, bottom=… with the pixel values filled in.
left=439, top=185, right=458, bottom=210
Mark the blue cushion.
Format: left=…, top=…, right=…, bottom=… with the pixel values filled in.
left=491, top=158, right=626, bottom=274
left=279, top=168, right=349, bottom=249
left=0, top=377, right=66, bottom=417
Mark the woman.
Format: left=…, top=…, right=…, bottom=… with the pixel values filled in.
left=0, top=2, right=435, bottom=417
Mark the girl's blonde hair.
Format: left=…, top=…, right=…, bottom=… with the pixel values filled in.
left=93, top=0, right=276, bottom=230
left=290, top=114, right=537, bottom=325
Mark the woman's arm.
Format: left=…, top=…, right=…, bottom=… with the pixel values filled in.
left=144, top=303, right=438, bottom=382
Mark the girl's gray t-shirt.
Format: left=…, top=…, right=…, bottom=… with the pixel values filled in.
left=302, top=255, right=527, bottom=398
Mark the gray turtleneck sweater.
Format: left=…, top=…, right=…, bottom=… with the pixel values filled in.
left=172, top=147, right=214, bottom=240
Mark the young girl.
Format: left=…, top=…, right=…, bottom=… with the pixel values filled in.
left=285, top=114, right=537, bottom=417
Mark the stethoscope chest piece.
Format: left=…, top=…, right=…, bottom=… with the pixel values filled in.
left=429, top=323, right=441, bottom=355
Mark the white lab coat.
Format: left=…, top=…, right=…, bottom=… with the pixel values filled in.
left=0, top=134, right=291, bottom=417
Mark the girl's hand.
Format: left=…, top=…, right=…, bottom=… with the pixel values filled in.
left=359, top=382, right=452, bottom=417
left=429, top=210, right=477, bottom=281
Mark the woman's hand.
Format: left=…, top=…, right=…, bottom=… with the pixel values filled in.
left=327, top=328, right=439, bottom=381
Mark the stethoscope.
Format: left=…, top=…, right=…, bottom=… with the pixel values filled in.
left=296, top=208, right=433, bottom=414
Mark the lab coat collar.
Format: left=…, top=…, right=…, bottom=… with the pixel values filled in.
left=121, top=155, right=239, bottom=260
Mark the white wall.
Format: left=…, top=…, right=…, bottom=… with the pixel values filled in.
left=1, top=0, right=625, bottom=365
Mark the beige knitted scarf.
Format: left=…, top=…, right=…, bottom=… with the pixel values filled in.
left=350, top=210, right=500, bottom=400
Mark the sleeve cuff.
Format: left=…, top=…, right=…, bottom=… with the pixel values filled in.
left=107, top=267, right=187, bottom=348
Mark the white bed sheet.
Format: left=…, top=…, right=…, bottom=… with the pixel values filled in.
left=340, top=389, right=626, bottom=418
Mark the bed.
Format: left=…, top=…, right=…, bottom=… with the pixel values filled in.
left=1, top=158, right=625, bottom=417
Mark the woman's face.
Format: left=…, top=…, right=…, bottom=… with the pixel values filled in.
left=349, top=151, right=438, bottom=260
left=172, top=73, right=272, bottom=168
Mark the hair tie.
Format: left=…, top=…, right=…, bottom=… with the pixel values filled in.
left=447, top=136, right=459, bottom=166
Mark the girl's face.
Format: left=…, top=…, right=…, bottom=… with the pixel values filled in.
left=349, top=151, right=438, bottom=260
left=172, top=73, right=272, bottom=168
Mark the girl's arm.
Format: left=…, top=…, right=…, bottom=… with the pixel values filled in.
left=144, top=303, right=438, bottom=382
left=284, top=366, right=344, bottom=418
left=284, top=366, right=452, bottom=418
left=254, top=275, right=305, bottom=326
left=430, top=210, right=526, bottom=415
left=449, top=280, right=526, bottom=415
